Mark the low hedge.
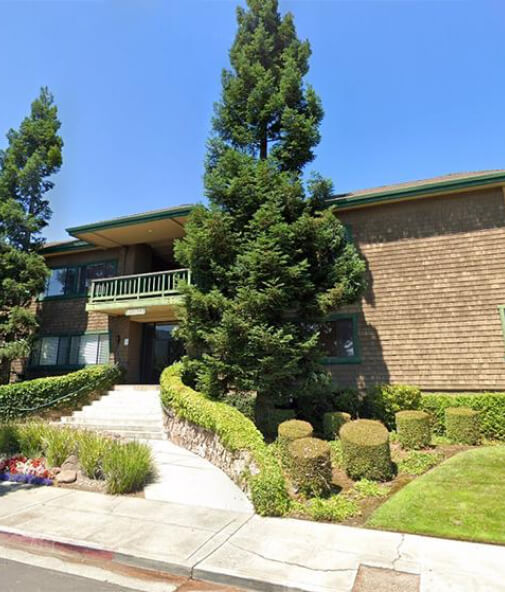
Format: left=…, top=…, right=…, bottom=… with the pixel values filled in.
left=287, top=437, right=332, bottom=497
left=340, top=419, right=393, bottom=481
left=0, top=365, right=121, bottom=420
left=395, top=410, right=431, bottom=449
left=322, top=411, right=351, bottom=440
left=445, top=407, right=481, bottom=445
left=160, top=363, right=290, bottom=517
left=421, top=393, right=505, bottom=440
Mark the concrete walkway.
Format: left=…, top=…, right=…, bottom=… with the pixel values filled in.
left=0, top=482, right=504, bottom=592
left=60, top=385, right=253, bottom=513
left=143, top=439, right=253, bottom=513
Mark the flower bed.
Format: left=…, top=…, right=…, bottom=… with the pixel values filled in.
left=0, top=455, right=53, bottom=486
left=0, top=423, right=155, bottom=495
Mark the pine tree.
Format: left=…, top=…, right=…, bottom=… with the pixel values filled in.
left=175, top=0, right=366, bottom=412
left=0, top=88, right=63, bottom=382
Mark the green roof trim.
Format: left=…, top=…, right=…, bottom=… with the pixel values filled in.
left=328, top=171, right=505, bottom=209
left=67, top=204, right=194, bottom=236
left=39, top=239, right=97, bottom=255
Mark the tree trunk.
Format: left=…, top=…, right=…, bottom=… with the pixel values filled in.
left=260, top=134, right=268, bottom=160
left=0, top=358, right=12, bottom=385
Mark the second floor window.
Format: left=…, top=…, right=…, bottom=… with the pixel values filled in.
left=44, top=261, right=117, bottom=298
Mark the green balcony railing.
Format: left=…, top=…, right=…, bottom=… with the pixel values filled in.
left=88, top=268, right=191, bottom=304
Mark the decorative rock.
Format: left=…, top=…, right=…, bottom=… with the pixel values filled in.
left=52, top=467, right=61, bottom=475
left=55, top=469, right=77, bottom=484
left=61, top=455, right=79, bottom=471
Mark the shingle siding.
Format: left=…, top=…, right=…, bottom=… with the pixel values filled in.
left=332, top=187, right=505, bottom=391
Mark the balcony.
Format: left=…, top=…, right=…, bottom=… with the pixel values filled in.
left=86, top=268, right=191, bottom=322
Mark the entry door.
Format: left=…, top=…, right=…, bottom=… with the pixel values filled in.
left=141, top=323, right=184, bottom=383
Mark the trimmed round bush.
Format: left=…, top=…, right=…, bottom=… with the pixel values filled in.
left=395, top=410, right=431, bottom=449
left=340, top=419, right=393, bottom=481
left=323, top=411, right=351, bottom=440
left=445, top=407, right=481, bottom=445
left=278, top=419, right=313, bottom=448
left=287, top=437, right=332, bottom=497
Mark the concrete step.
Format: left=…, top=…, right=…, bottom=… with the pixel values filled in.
left=90, top=393, right=160, bottom=403
left=61, top=418, right=163, bottom=429
left=63, top=415, right=163, bottom=430
left=71, top=410, right=162, bottom=419
left=65, top=425, right=166, bottom=440
left=77, top=402, right=161, bottom=410
left=113, top=385, right=160, bottom=392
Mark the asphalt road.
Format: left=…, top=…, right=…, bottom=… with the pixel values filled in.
left=0, top=557, right=141, bottom=592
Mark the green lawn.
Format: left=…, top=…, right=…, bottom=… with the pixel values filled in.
left=367, top=446, right=505, bottom=544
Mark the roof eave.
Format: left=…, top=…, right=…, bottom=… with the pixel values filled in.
left=66, top=205, right=194, bottom=237
left=327, top=172, right=505, bottom=210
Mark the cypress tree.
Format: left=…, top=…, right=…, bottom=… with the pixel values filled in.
left=0, top=88, right=63, bottom=382
left=175, top=0, right=366, bottom=413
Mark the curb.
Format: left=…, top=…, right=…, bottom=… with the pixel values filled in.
left=0, top=524, right=312, bottom=592
left=0, top=526, right=193, bottom=578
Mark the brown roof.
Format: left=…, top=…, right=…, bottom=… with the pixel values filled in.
left=332, top=169, right=505, bottom=203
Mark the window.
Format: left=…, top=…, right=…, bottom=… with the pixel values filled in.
left=320, top=314, right=360, bottom=364
left=43, top=261, right=117, bottom=299
left=30, top=333, right=110, bottom=367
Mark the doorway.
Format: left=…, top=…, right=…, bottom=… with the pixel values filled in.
left=140, top=323, right=184, bottom=384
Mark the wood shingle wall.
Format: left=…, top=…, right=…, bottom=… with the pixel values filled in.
left=333, top=187, right=505, bottom=391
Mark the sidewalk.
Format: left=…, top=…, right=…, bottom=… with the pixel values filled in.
left=0, top=482, right=504, bottom=592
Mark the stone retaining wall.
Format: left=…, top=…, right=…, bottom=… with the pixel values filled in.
left=162, top=406, right=260, bottom=497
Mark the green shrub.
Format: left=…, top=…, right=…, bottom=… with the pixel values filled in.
left=0, top=423, right=19, bottom=454
left=421, top=393, right=505, bottom=440
left=287, top=437, right=332, bottom=497
left=223, top=391, right=256, bottom=421
left=352, top=479, right=389, bottom=498
left=363, top=384, right=421, bottom=429
left=160, top=363, right=290, bottom=516
left=398, top=451, right=443, bottom=475
left=17, top=422, right=46, bottom=458
left=328, top=440, right=343, bottom=468
left=395, top=410, right=431, bottom=449
left=340, top=419, right=393, bottom=481
left=103, top=440, right=154, bottom=494
left=278, top=419, right=313, bottom=451
left=77, top=431, right=109, bottom=479
left=43, top=427, right=76, bottom=467
left=323, top=411, right=351, bottom=440
left=291, top=494, right=359, bottom=522
left=0, top=365, right=121, bottom=420
left=295, top=388, right=361, bottom=433
left=259, top=408, right=296, bottom=440
left=445, top=407, right=481, bottom=445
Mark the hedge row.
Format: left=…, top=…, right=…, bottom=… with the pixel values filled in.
left=0, top=365, right=121, bottom=420
left=160, top=363, right=290, bottom=517
left=421, top=393, right=505, bottom=440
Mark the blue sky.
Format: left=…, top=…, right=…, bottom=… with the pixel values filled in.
left=1, top=0, right=505, bottom=242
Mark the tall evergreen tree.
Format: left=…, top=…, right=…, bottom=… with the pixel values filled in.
left=175, top=0, right=366, bottom=410
left=0, top=88, right=63, bottom=382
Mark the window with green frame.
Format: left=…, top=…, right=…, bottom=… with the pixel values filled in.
left=42, top=261, right=117, bottom=299
left=320, top=313, right=361, bottom=364
left=30, top=333, right=110, bottom=368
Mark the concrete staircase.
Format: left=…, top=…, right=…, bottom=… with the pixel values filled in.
left=60, top=385, right=166, bottom=440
